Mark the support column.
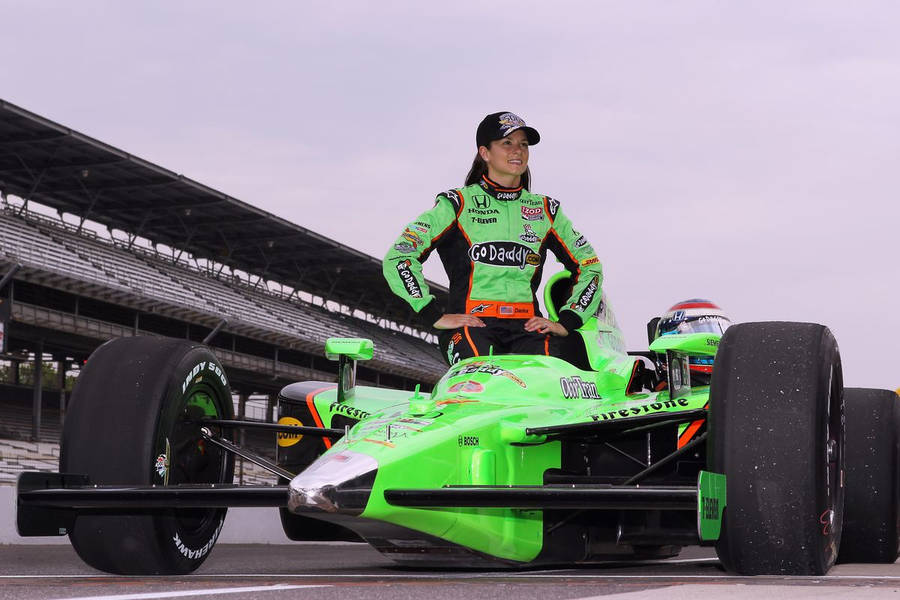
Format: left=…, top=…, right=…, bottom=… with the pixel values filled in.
left=238, top=392, right=248, bottom=485
left=58, top=360, right=67, bottom=430
left=12, top=359, right=19, bottom=385
left=31, top=342, right=43, bottom=442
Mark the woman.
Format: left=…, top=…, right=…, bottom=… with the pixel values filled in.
left=383, top=111, right=604, bottom=365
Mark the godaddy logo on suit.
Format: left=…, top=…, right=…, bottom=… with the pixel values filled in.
left=571, top=276, right=599, bottom=311
left=468, top=242, right=540, bottom=270
left=396, top=260, right=422, bottom=298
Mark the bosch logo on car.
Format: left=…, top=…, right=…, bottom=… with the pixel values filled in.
left=458, top=435, right=480, bottom=447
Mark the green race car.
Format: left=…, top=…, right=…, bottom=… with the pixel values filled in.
left=16, top=272, right=900, bottom=576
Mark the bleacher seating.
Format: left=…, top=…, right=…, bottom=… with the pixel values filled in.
left=0, top=212, right=116, bottom=288
left=42, top=221, right=218, bottom=310
left=0, top=390, right=62, bottom=444
left=0, top=207, right=446, bottom=375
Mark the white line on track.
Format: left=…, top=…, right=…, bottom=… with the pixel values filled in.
left=46, top=584, right=327, bottom=600
left=6, top=572, right=900, bottom=581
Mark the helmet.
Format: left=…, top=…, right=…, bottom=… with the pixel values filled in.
left=656, top=299, right=732, bottom=384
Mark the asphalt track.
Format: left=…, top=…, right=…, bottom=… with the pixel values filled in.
left=2, top=543, right=900, bottom=600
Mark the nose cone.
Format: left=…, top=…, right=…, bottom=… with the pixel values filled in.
left=288, top=450, right=377, bottom=515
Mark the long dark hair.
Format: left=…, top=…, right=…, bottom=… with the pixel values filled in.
left=464, top=150, right=531, bottom=189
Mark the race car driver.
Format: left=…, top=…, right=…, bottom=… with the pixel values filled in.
left=383, top=111, right=604, bottom=365
left=654, top=299, right=732, bottom=386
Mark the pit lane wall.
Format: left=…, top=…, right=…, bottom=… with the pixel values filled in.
left=0, top=485, right=291, bottom=545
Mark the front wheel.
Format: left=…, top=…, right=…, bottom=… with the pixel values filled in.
left=708, top=322, right=844, bottom=575
left=61, top=336, right=235, bottom=575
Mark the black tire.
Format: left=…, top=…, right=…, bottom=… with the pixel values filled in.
left=708, top=322, right=844, bottom=575
left=837, top=387, right=900, bottom=563
left=60, top=336, right=235, bottom=575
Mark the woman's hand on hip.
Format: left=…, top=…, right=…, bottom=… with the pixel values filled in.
left=524, top=317, right=568, bottom=337
left=434, top=314, right=486, bottom=330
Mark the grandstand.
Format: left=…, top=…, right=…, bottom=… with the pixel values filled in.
left=0, top=99, right=448, bottom=481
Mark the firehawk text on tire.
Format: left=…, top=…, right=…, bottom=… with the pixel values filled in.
left=61, top=336, right=235, bottom=575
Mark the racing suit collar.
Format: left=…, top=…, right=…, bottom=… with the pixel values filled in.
left=479, top=175, right=523, bottom=200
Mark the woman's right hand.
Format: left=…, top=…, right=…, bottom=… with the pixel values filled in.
left=433, top=314, right=486, bottom=330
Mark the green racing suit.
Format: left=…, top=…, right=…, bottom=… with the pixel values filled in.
left=383, top=175, right=603, bottom=335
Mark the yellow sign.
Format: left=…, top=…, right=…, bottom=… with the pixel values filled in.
left=276, top=417, right=304, bottom=447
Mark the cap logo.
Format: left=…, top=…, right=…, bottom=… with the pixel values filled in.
left=498, top=112, right=526, bottom=134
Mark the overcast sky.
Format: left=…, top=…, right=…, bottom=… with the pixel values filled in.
left=2, top=1, right=898, bottom=390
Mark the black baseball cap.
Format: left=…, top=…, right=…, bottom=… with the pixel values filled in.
left=476, top=111, right=540, bottom=148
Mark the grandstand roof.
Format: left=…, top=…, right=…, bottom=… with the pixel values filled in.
left=0, top=99, right=448, bottom=329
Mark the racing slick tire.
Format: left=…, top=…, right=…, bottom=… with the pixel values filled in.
left=60, top=336, right=235, bottom=575
left=837, top=387, right=900, bottom=563
left=709, top=322, right=844, bottom=575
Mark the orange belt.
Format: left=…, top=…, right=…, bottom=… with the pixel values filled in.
left=465, top=300, right=535, bottom=319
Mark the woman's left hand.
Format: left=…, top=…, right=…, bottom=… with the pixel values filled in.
left=524, top=317, right=568, bottom=337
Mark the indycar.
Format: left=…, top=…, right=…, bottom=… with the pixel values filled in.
left=15, top=272, right=900, bottom=576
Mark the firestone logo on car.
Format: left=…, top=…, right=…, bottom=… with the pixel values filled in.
left=468, top=241, right=540, bottom=269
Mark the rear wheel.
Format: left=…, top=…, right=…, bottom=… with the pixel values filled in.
left=709, top=322, right=844, bottom=575
left=837, top=387, right=900, bottom=563
left=61, top=336, right=234, bottom=575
